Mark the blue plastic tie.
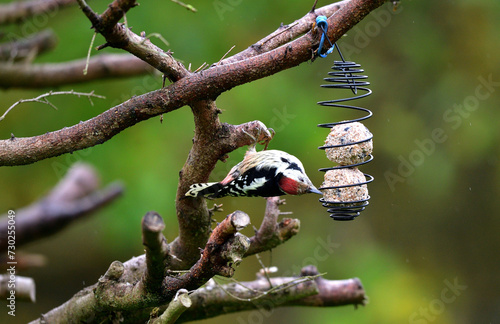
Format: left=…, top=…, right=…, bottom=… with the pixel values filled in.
left=316, top=15, right=335, bottom=58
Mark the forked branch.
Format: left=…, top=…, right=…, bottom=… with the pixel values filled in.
left=32, top=210, right=251, bottom=323
left=0, top=0, right=387, bottom=167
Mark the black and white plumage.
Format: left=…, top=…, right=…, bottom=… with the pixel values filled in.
left=185, top=148, right=321, bottom=198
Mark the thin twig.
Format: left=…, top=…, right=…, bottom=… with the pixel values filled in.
left=75, top=0, right=100, bottom=27
left=170, top=0, right=197, bottom=12
left=123, top=12, right=128, bottom=29
left=141, top=33, right=170, bottom=46
left=260, top=21, right=299, bottom=45
left=83, top=32, right=97, bottom=75
left=254, top=253, right=273, bottom=288
left=310, top=0, right=319, bottom=12
left=193, top=62, right=206, bottom=73
left=213, top=274, right=323, bottom=302
left=0, top=90, right=105, bottom=122
left=216, top=45, right=235, bottom=66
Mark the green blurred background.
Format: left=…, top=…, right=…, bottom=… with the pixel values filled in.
left=1, top=0, right=499, bottom=323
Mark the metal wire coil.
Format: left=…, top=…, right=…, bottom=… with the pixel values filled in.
left=317, top=60, right=374, bottom=221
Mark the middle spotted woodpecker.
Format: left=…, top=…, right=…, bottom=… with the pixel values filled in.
left=185, top=146, right=322, bottom=198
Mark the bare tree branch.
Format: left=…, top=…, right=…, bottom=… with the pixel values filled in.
left=0, top=89, right=170, bottom=166
left=294, top=265, right=365, bottom=307
left=0, top=29, right=57, bottom=62
left=0, top=90, right=105, bottom=122
left=31, top=210, right=251, bottom=323
left=99, top=0, right=138, bottom=30
left=218, top=0, right=350, bottom=66
left=151, top=289, right=192, bottom=324
left=128, top=266, right=365, bottom=323
left=142, top=211, right=170, bottom=293
left=0, top=163, right=123, bottom=251
left=170, top=99, right=221, bottom=269
left=0, top=53, right=154, bottom=89
left=76, top=0, right=189, bottom=81
left=246, top=197, right=301, bottom=257
left=25, top=204, right=363, bottom=323
left=171, top=117, right=273, bottom=269
left=0, top=0, right=76, bottom=26
left=177, top=265, right=365, bottom=322
left=0, top=0, right=386, bottom=167
left=175, top=274, right=318, bottom=322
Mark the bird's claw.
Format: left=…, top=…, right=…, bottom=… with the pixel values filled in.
left=259, top=128, right=275, bottom=150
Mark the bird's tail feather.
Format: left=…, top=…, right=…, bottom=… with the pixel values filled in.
left=185, top=182, right=224, bottom=198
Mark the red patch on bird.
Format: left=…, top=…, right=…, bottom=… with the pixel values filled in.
left=278, top=176, right=299, bottom=195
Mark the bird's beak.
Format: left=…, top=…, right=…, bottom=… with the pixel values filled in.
left=307, top=186, right=323, bottom=195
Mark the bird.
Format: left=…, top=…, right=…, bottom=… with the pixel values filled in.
left=185, top=146, right=322, bottom=198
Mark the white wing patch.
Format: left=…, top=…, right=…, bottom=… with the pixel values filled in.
left=245, top=177, right=267, bottom=191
